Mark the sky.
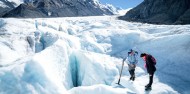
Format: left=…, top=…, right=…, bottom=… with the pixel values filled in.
left=1, top=16, right=190, bottom=94
left=99, top=0, right=144, bottom=9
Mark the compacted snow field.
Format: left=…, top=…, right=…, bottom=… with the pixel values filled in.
left=0, top=16, right=190, bottom=94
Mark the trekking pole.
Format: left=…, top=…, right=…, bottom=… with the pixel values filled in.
left=116, top=59, right=125, bottom=85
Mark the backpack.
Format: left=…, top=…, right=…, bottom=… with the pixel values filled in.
left=150, top=55, right=156, bottom=65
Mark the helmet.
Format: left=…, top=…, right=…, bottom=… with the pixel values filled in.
left=130, top=49, right=133, bottom=52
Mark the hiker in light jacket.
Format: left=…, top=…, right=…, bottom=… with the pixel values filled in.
left=123, top=49, right=138, bottom=81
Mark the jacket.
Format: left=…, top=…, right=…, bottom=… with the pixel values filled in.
left=127, top=52, right=138, bottom=70
left=145, top=54, right=156, bottom=74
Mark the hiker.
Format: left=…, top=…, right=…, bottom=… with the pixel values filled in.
left=58, top=23, right=63, bottom=31
left=35, top=20, right=38, bottom=30
left=140, top=53, right=156, bottom=90
left=123, top=49, right=138, bottom=81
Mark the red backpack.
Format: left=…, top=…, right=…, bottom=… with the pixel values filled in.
left=150, top=55, right=156, bottom=65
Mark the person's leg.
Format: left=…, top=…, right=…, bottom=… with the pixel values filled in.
left=149, top=74, right=154, bottom=87
left=129, top=70, right=133, bottom=80
left=146, top=73, right=154, bottom=87
left=131, top=69, right=135, bottom=81
left=129, top=69, right=135, bottom=81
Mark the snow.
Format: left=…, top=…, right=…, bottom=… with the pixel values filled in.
left=117, top=8, right=132, bottom=16
left=0, top=15, right=190, bottom=94
left=7, top=0, right=23, bottom=6
left=0, top=1, right=8, bottom=8
left=0, top=0, right=23, bottom=8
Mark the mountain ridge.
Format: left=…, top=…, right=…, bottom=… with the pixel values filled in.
left=0, top=0, right=19, bottom=17
left=118, top=0, right=190, bottom=25
left=1, top=0, right=117, bottom=18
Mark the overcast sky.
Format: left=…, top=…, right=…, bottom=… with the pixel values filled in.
left=99, top=0, right=143, bottom=9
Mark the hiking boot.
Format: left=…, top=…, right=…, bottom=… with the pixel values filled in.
left=145, top=85, right=152, bottom=91
left=145, top=84, right=150, bottom=87
left=145, top=86, right=152, bottom=91
left=132, top=77, right=135, bottom=81
left=129, top=77, right=132, bottom=80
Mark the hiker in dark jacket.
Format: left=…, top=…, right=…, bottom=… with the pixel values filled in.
left=140, top=53, right=156, bottom=90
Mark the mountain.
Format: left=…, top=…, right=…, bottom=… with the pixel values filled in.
left=118, top=0, right=190, bottom=25
left=0, top=0, right=22, bottom=17
left=2, top=0, right=117, bottom=18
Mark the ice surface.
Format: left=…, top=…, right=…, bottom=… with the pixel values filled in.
left=0, top=16, right=190, bottom=94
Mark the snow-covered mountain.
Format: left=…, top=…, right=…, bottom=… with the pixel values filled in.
left=0, top=0, right=23, bottom=16
left=0, top=16, right=190, bottom=94
left=1, top=0, right=119, bottom=18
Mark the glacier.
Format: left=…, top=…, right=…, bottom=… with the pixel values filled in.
left=0, top=16, right=190, bottom=94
